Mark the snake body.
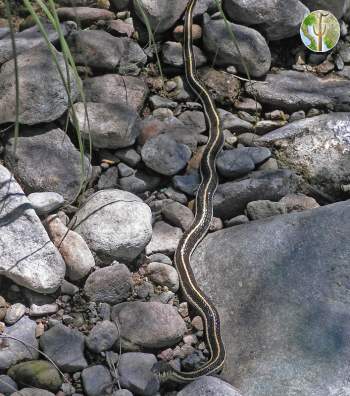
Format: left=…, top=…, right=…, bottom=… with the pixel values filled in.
left=155, top=0, right=226, bottom=383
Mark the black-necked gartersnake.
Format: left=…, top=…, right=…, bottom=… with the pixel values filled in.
left=154, top=0, right=226, bottom=383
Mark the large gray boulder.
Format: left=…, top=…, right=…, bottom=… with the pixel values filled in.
left=0, top=46, right=78, bottom=125
left=0, top=165, right=65, bottom=293
left=203, top=17, right=271, bottom=78
left=192, top=200, right=350, bottom=396
left=257, top=113, right=350, bottom=197
left=245, top=70, right=350, bottom=112
left=223, top=0, right=309, bottom=40
left=4, top=125, right=92, bottom=202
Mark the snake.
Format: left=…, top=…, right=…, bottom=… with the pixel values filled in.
left=153, top=0, right=226, bottom=383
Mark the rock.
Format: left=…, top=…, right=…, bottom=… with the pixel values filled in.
left=245, top=70, right=350, bottom=112
left=148, top=253, right=172, bottom=265
left=97, top=167, right=119, bottom=190
left=217, top=149, right=255, bottom=179
left=198, top=68, right=240, bottom=106
left=84, top=264, right=133, bottom=304
left=223, top=0, right=309, bottom=41
left=146, top=221, right=183, bottom=255
left=0, top=374, right=17, bottom=395
left=214, top=170, right=300, bottom=219
left=4, top=125, right=92, bottom=202
left=112, top=301, right=186, bottom=348
left=115, top=148, right=141, bottom=167
left=11, top=389, right=55, bottom=396
left=81, top=365, right=113, bottom=396
left=255, top=120, right=287, bottom=135
left=178, top=376, right=242, bottom=396
left=0, top=165, right=66, bottom=293
left=257, top=113, right=350, bottom=197
left=119, top=170, right=161, bottom=194
left=45, top=215, right=95, bottom=281
left=4, top=303, right=26, bottom=325
left=0, top=46, right=78, bottom=125
left=61, top=280, right=79, bottom=296
left=172, top=171, right=201, bottom=196
left=118, top=163, right=134, bottom=178
left=0, top=21, right=73, bottom=65
left=72, top=189, right=152, bottom=264
left=146, top=262, right=179, bottom=292
left=29, top=303, right=59, bottom=317
left=86, top=320, right=119, bottom=353
left=73, top=102, right=141, bottom=149
left=218, top=109, right=253, bottom=133
left=39, top=324, right=87, bottom=373
left=133, top=0, right=187, bottom=33
left=7, top=361, right=62, bottom=393
left=113, top=390, right=133, bottom=396
left=178, top=111, right=206, bottom=135
left=192, top=200, right=350, bottom=395
left=28, top=192, right=64, bottom=216
left=203, top=17, right=271, bottom=78
left=279, top=194, right=320, bottom=212
left=224, top=215, right=250, bottom=227
left=149, top=95, right=178, bottom=110
left=83, top=74, right=148, bottom=111
left=246, top=200, right=287, bottom=220
left=141, top=135, right=191, bottom=176
left=162, top=41, right=207, bottom=68
left=301, top=0, right=348, bottom=18
left=103, top=19, right=135, bottom=38
left=57, top=7, right=115, bottom=27
left=119, top=353, right=160, bottom=396
left=0, top=317, right=38, bottom=370
left=162, top=201, right=194, bottom=230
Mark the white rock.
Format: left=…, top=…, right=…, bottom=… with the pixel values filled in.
left=28, top=192, right=64, bottom=216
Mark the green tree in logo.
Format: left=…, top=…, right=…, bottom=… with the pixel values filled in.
left=300, top=10, right=340, bottom=52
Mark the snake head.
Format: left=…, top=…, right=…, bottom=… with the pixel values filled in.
left=151, top=361, right=174, bottom=382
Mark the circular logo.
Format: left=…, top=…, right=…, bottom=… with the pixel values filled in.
left=300, top=10, right=340, bottom=52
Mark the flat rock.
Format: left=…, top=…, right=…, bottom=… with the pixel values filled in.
left=57, top=7, right=115, bottom=27
left=203, top=17, right=271, bottom=78
left=0, top=165, right=65, bottom=293
left=11, top=389, right=55, bottom=396
left=133, top=0, right=187, bottom=33
left=39, top=324, right=87, bottom=373
left=72, top=189, right=152, bottom=264
left=73, top=102, right=141, bottom=149
left=223, top=0, right=309, bottom=40
left=146, top=221, right=183, bottom=255
left=84, top=263, right=133, bottom=304
left=257, top=113, right=350, bottom=197
left=28, top=192, right=64, bottom=216
left=178, top=376, right=242, bottom=396
left=245, top=70, right=350, bottom=112
left=0, top=316, right=38, bottom=370
left=86, top=320, right=119, bottom=353
left=0, top=21, right=73, bottom=65
left=112, top=301, right=186, bottom=349
left=119, top=352, right=160, bottom=396
left=4, top=125, right=92, bottom=202
left=192, top=200, right=350, bottom=396
left=213, top=170, right=300, bottom=219
left=0, top=46, right=78, bottom=125
left=83, top=74, right=149, bottom=111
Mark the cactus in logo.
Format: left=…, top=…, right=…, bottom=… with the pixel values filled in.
left=313, top=11, right=329, bottom=52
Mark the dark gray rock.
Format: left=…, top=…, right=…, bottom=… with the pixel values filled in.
left=257, top=113, right=350, bottom=197
left=223, top=0, right=309, bottom=40
left=119, top=170, right=161, bottom=194
left=245, top=70, right=350, bottom=112
left=178, top=376, right=242, bottom=396
left=162, top=200, right=194, bottom=231
left=4, top=125, right=92, bottom=202
left=213, top=170, right=300, bottom=219
left=73, top=102, right=141, bottom=149
left=0, top=374, right=18, bottom=395
left=83, top=74, right=149, bottom=112
left=0, top=316, right=39, bottom=370
left=72, top=189, right=152, bottom=264
left=86, top=320, right=119, bottom=353
left=172, top=171, right=201, bottom=196
left=217, top=149, right=255, bottom=179
left=84, top=264, right=133, bottom=304
left=39, top=324, right=87, bottom=373
left=81, top=365, right=113, bottom=396
left=301, top=0, right=348, bottom=18
left=203, top=17, right=271, bottom=78
left=162, top=41, right=207, bottom=68
left=192, top=200, right=350, bottom=396
left=112, top=301, right=186, bottom=349
left=119, top=353, right=160, bottom=396
left=114, top=148, right=141, bottom=167
left=141, top=135, right=191, bottom=176
left=11, top=389, right=54, bottom=396
left=0, top=46, right=78, bottom=125
left=97, top=167, right=119, bottom=190
left=0, top=21, right=73, bottom=65
left=0, top=165, right=66, bottom=293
